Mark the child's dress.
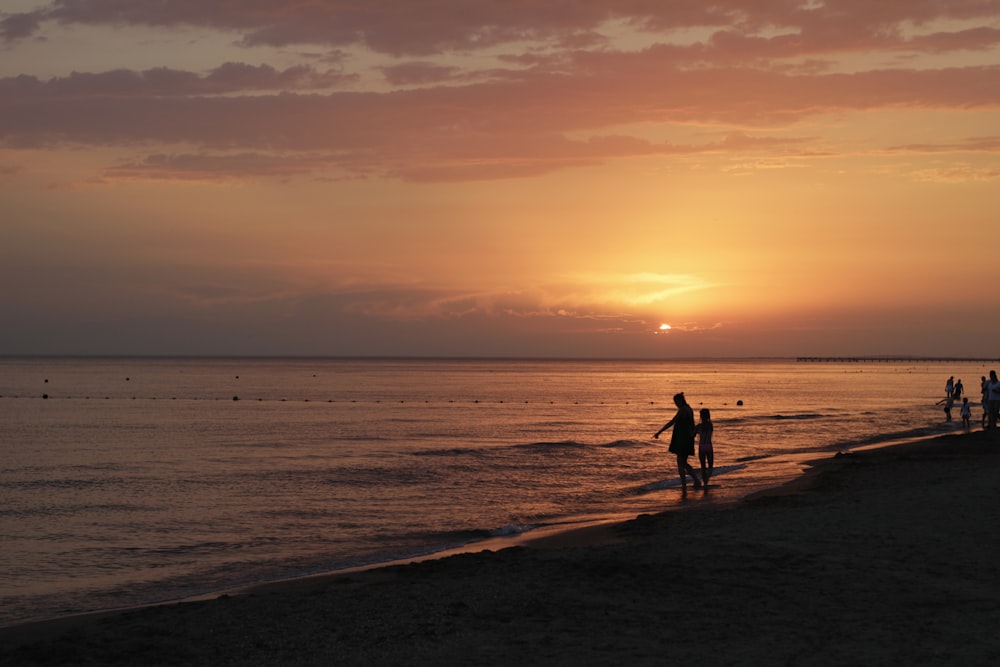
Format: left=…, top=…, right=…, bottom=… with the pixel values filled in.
left=697, top=421, right=714, bottom=455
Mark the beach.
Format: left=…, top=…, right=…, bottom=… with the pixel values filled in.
left=3, top=429, right=999, bottom=666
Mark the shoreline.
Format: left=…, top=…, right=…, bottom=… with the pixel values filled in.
left=0, top=439, right=815, bottom=631
left=3, top=428, right=999, bottom=664
left=0, top=443, right=814, bottom=632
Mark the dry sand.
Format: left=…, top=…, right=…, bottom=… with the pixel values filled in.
left=3, top=430, right=1000, bottom=666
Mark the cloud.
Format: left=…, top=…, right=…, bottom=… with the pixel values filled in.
left=0, top=63, right=354, bottom=98
left=4, top=60, right=997, bottom=180
left=0, top=162, right=21, bottom=182
left=886, top=136, right=1000, bottom=153
left=3, top=2, right=999, bottom=183
left=90, top=127, right=816, bottom=184
left=103, top=152, right=332, bottom=182
left=130, top=269, right=709, bottom=331
left=0, top=9, right=45, bottom=40
left=910, top=164, right=1000, bottom=183
left=322, top=272, right=714, bottom=328
left=907, top=26, right=1000, bottom=53
left=380, top=62, right=462, bottom=86
left=5, top=1, right=999, bottom=58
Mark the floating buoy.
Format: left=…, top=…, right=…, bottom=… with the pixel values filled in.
left=737, top=400, right=744, bottom=406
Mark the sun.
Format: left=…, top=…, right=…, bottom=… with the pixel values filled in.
left=659, top=323, right=671, bottom=331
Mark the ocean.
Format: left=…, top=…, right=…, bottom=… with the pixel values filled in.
left=0, top=357, right=992, bottom=627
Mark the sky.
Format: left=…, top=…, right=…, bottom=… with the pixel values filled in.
left=1, top=1, right=999, bottom=359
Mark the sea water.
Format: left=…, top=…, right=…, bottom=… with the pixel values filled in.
left=0, top=357, right=992, bottom=626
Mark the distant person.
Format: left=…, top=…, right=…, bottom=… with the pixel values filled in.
left=954, top=379, right=964, bottom=400
left=945, top=376, right=954, bottom=399
left=961, top=397, right=972, bottom=429
left=653, top=392, right=701, bottom=491
left=695, top=408, right=714, bottom=487
left=944, top=395, right=953, bottom=423
left=987, top=371, right=1000, bottom=430
left=982, top=376, right=989, bottom=428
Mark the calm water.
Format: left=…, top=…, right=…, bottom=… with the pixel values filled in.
left=0, top=357, right=992, bottom=627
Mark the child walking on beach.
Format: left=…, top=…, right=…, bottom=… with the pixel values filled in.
left=695, top=408, right=714, bottom=487
left=961, top=397, right=972, bottom=429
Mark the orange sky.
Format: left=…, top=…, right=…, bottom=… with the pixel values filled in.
left=1, top=1, right=999, bottom=357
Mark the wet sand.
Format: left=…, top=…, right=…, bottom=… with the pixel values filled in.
left=3, top=430, right=1000, bottom=666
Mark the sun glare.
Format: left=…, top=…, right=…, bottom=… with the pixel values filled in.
left=659, top=324, right=671, bottom=331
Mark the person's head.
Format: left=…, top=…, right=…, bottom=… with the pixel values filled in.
left=700, top=408, right=711, bottom=421
left=673, top=392, right=687, bottom=407
left=991, top=370, right=998, bottom=381
left=963, top=397, right=969, bottom=404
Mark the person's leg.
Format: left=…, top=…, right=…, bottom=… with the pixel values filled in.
left=684, top=456, right=701, bottom=487
left=705, top=451, right=714, bottom=484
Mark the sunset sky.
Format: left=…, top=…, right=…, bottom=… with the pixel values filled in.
left=2, top=1, right=999, bottom=358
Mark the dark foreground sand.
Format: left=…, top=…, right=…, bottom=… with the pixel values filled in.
left=3, top=430, right=1000, bottom=666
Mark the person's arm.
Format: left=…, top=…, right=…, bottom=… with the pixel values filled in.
left=654, top=415, right=676, bottom=439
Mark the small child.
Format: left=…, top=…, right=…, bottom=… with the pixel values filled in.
left=960, top=397, right=971, bottom=429
left=695, top=408, right=714, bottom=487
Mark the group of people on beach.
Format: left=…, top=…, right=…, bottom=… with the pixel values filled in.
left=943, top=372, right=1000, bottom=430
left=653, top=393, right=713, bottom=491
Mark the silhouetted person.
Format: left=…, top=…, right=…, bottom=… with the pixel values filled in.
left=946, top=376, right=954, bottom=398
left=654, top=392, right=700, bottom=491
left=695, top=407, right=714, bottom=487
left=981, top=376, right=989, bottom=428
left=961, top=397, right=972, bottom=430
left=954, top=379, right=964, bottom=400
left=986, top=371, right=1000, bottom=430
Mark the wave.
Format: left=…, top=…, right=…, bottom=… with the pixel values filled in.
left=488, top=523, right=538, bottom=537
left=512, top=440, right=586, bottom=450
left=511, top=439, right=647, bottom=451
left=724, top=413, right=826, bottom=427
left=838, top=423, right=963, bottom=449
left=0, top=477, right=123, bottom=491
left=410, top=447, right=482, bottom=457
left=635, top=463, right=747, bottom=493
left=0, top=502, right=154, bottom=519
left=767, top=413, right=826, bottom=421
left=599, top=439, right=647, bottom=448
left=408, top=522, right=542, bottom=547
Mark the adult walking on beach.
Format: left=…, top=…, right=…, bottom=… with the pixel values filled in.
left=981, top=376, right=989, bottom=428
left=654, top=392, right=701, bottom=491
left=986, top=371, right=1000, bottom=430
